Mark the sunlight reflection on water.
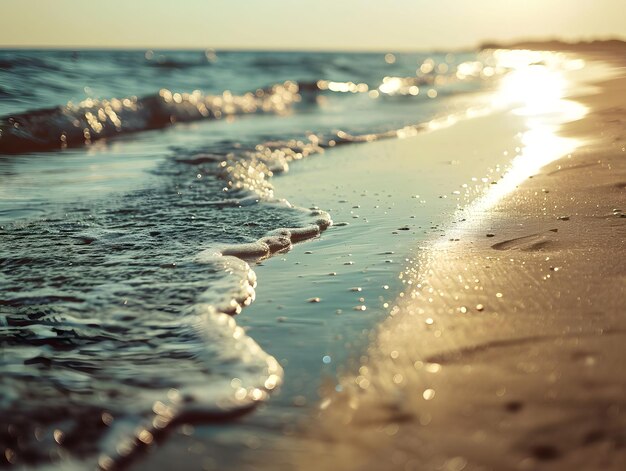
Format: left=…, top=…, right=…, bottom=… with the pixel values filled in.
left=478, top=50, right=588, bottom=211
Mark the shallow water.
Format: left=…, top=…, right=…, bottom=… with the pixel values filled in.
left=0, top=48, right=544, bottom=468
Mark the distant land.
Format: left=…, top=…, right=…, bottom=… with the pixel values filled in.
left=480, top=38, right=626, bottom=52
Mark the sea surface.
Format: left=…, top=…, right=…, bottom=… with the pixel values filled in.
left=0, top=48, right=504, bottom=468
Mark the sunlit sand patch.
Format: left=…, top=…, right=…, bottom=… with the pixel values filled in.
left=287, top=50, right=622, bottom=471
left=453, top=50, right=589, bottom=222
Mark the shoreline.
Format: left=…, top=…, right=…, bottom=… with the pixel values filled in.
left=128, top=67, right=529, bottom=471
left=2, top=42, right=623, bottom=471
left=126, top=47, right=620, bottom=470
left=284, top=46, right=626, bottom=470
left=132, top=93, right=527, bottom=471
left=2, top=47, right=552, bottom=470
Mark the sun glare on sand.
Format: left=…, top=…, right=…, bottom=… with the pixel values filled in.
left=478, top=50, right=588, bottom=210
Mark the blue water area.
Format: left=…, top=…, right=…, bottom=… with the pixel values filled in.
left=0, top=48, right=489, bottom=468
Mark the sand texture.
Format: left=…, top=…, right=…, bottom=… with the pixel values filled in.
left=289, top=47, right=626, bottom=471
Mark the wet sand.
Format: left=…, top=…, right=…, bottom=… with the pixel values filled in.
left=285, top=45, right=626, bottom=470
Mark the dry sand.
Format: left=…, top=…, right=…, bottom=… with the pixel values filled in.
left=286, top=45, right=626, bottom=470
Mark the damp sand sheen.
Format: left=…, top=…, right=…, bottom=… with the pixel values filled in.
left=274, top=47, right=626, bottom=470
left=0, top=45, right=624, bottom=470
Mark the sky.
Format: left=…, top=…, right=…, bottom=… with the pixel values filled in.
left=1, top=0, right=625, bottom=51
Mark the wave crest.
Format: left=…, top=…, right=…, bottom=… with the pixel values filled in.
left=0, top=82, right=300, bottom=153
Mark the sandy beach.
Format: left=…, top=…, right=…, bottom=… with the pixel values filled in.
left=1, top=38, right=624, bottom=471
left=273, top=43, right=626, bottom=471
left=2, top=3, right=626, bottom=470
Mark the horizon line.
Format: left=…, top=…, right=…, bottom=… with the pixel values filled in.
left=2, top=35, right=624, bottom=54
left=0, top=44, right=479, bottom=54
left=0, top=35, right=626, bottom=54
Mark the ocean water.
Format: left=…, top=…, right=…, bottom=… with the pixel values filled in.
left=0, top=48, right=499, bottom=468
